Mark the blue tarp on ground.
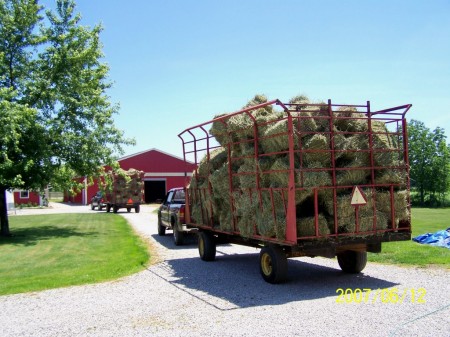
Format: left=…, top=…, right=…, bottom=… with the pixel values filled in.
left=412, top=228, right=450, bottom=249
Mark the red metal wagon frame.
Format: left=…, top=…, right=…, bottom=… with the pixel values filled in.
left=178, top=99, right=412, bottom=247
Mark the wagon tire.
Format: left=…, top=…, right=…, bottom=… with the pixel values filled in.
left=113, top=205, right=118, bottom=213
left=127, top=208, right=131, bottom=213
left=337, top=250, right=367, bottom=273
left=198, top=231, right=216, bottom=261
left=106, top=205, right=111, bottom=213
left=259, top=245, right=288, bottom=284
left=135, top=205, right=140, bottom=213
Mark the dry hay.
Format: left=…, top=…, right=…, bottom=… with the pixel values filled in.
left=334, top=107, right=368, bottom=132
left=374, top=166, right=407, bottom=186
left=297, top=214, right=330, bottom=237
left=237, top=159, right=258, bottom=188
left=260, top=118, right=291, bottom=154
left=322, top=190, right=390, bottom=233
left=261, top=156, right=290, bottom=188
left=255, top=189, right=287, bottom=240
left=302, top=133, right=330, bottom=165
left=197, top=147, right=228, bottom=177
left=337, top=211, right=388, bottom=233
left=299, top=161, right=332, bottom=188
left=371, top=120, right=397, bottom=166
left=191, top=94, right=408, bottom=238
left=210, top=114, right=231, bottom=145
left=335, top=157, right=370, bottom=186
left=375, top=189, right=410, bottom=224
left=233, top=190, right=260, bottom=238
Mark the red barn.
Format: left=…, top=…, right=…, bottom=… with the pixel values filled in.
left=66, top=148, right=197, bottom=205
left=13, top=190, right=41, bottom=206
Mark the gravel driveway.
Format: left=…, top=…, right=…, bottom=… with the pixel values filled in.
left=1, top=203, right=449, bottom=336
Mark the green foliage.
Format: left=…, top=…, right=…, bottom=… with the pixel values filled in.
left=408, top=120, right=450, bottom=207
left=0, top=213, right=150, bottom=295
left=0, top=0, right=134, bottom=235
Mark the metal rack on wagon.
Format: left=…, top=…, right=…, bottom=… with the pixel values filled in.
left=178, top=99, right=412, bottom=283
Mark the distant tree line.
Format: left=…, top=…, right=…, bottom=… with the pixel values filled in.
left=408, top=119, right=450, bottom=207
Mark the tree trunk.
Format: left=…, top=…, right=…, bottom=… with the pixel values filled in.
left=0, top=187, right=11, bottom=237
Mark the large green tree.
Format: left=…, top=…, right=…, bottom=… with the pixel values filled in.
left=408, top=119, right=450, bottom=206
left=0, top=0, right=133, bottom=236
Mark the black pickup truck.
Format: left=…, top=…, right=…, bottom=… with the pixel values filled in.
left=158, top=187, right=192, bottom=245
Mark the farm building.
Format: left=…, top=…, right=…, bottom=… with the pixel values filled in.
left=65, top=148, right=197, bottom=205
left=13, top=190, right=43, bottom=207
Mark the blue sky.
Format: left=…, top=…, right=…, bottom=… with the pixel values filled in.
left=42, top=0, right=450, bottom=158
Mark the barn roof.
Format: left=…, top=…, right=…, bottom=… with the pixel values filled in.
left=118, top=148, right=194, bottom=164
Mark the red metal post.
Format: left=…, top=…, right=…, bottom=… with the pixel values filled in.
left=286, top=112, right=297, bottom=243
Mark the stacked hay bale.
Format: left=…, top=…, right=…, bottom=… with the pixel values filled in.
left=188, top=95, right=409, bottom=240
left=104, top=168, right=144, bottom=203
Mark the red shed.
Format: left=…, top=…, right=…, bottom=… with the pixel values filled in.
left=13, top=190, right=41, bottom=206
left=66, top=148, right=197, bottom=205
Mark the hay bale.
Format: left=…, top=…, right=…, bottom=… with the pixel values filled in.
left=210, top=114, right=231, bottom=145
left=237, top=159, right=258, bottom=188
left=233, top=190, right=260, bottom=238
left=260, top=118, right=290, bottom=154
left=262, top=156, right=290, bottom=188
left=334, top=108, right=368, bottom=132
left=300, top=161, right=332, bottom=188
left=375, top=167, right=407, bottom=185
left=302, top=134, right=330, bottom=165
left=197, top=147, right=227, bottom=177
left=375, top=190, right=409, bottom=223
left=297, top=214, right=330, bottom=237
left=254, top=189, right=288, bottom=239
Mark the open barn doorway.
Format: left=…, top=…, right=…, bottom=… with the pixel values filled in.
left=144, top=180, right=166, bottom=203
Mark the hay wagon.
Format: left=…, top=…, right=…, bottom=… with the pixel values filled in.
left=178, top=99, right=412, bottom=283
left=103, top=169, right=144, bottom=213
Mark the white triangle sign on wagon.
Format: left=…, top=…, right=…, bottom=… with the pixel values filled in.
left=351, top=186, right=367, bottom=206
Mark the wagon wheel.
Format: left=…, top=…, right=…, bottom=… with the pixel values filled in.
left=113, top=205, right=118, bottom=213
left=127, top=208, right=131, bottom=213
left=106, top=205, right=111, bottom=213
left=259, top=245, right=288, bottom=284
left=198, top=231, right=216, bottom=261
left=135, top=205, right=140, bottom=213
left=337, top=250, right=367, bottom=273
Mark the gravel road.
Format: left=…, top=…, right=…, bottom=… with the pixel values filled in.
left=1, top=203, right=449, bottom=337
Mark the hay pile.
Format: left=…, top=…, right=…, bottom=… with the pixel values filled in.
left=104, top=168, right=144, bottom=204
left=188, top=95, right=409, bottom=240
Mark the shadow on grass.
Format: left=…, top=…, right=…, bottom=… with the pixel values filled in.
left=0, top=226, right=98, bottom=247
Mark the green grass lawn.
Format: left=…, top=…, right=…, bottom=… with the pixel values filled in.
left=368, top=208, right=450, bottom=268
left=0, top=213, right=149, bottom=296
